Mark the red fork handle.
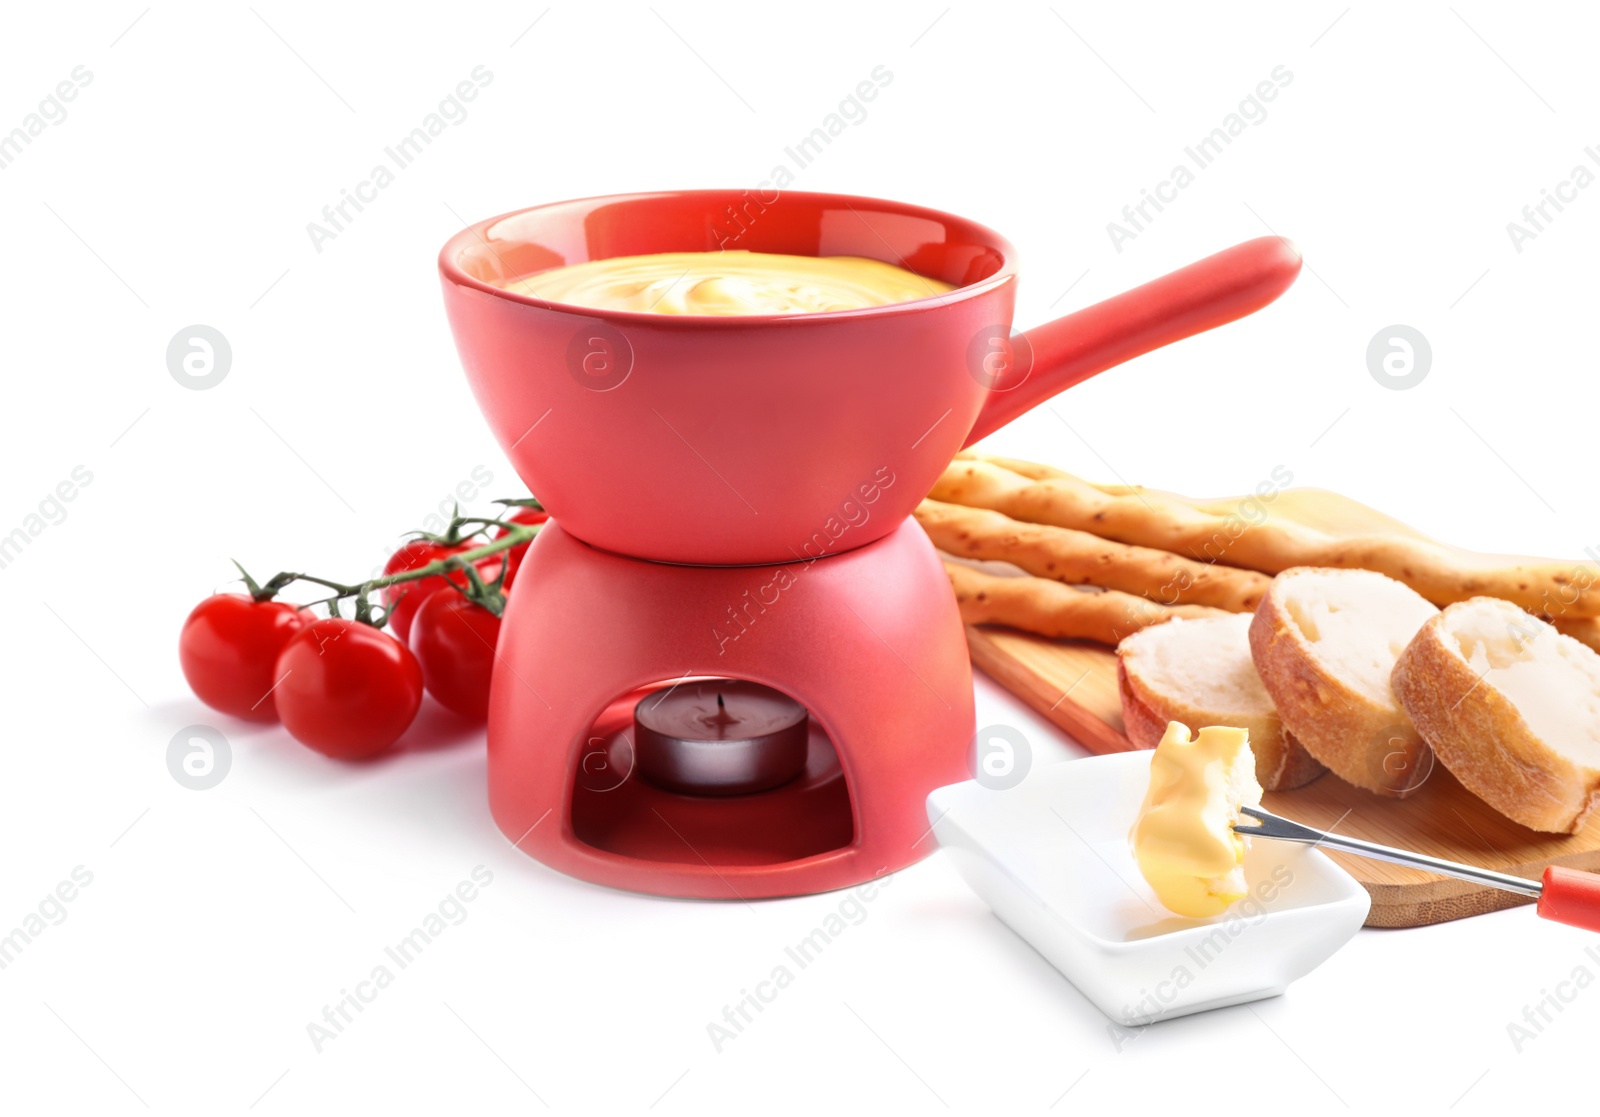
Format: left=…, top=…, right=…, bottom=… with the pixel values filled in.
left=963, top=236, right=1303, bottom=448
left=1538, top=865, right=1600, bottom=932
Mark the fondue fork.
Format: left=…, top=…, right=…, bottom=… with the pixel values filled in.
left=1234, top=805, right=1600, bottom=932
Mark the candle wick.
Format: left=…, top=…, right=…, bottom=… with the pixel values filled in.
left=717, top=692, right=725, bottom=710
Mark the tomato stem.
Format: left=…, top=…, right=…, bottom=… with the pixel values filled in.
left=405, top=509, right=525, bottom=547
left=232, top=560, right=302, bottom=603
left=233, top=560, right=267, bottom=601
left=243, top=514, right=541, bottom=627
left=459, top=550, right=513, bottom=617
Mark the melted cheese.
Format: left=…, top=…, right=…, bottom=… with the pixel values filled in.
left=1130, top=722, right=1262, bottom=918
left=495, top=250, right=952, bottom=316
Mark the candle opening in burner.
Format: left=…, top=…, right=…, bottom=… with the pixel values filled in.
left=632, top=679, right=810, bottom=797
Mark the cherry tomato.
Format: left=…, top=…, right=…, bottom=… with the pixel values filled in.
left=179, top=594, right=310, bottom=721
left=274, top=619, right=423, bottom=759
left=494, top=507, right=548, bottom=585
left=410, top=590, right=502, bottom=720
left=381, top=539, right=476, bottom=643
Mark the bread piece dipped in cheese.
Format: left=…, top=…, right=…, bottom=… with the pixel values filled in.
left=1130, top=722, right=1263, bottom=918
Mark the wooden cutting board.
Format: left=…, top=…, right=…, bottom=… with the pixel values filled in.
left=962, top=485, right=1600, bottom=928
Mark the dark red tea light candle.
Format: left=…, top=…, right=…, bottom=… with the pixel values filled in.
left=633, top=679, right=809, bottom=796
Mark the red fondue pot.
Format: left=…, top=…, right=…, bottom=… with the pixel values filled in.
left=440, top=191, right=1300, bottom=566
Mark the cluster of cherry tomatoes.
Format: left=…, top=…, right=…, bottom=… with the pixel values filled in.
left=178, top=503, right=548, bottom=760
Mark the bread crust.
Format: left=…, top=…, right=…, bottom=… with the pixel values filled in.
left=1116, top=658, right=1324, bottom=791
left=1248, top=572, right=1431, bottom=798
left=1393, top=605, right=1600, bottom=834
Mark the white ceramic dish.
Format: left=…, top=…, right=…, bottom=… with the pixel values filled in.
left=928, top=752, right=1370, bottom=1026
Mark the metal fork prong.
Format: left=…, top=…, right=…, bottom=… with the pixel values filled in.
left=1232, top=805, right=1326, bottom=844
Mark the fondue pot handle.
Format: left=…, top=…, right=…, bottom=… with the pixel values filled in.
left=962, top=236, right=1303, bottom=447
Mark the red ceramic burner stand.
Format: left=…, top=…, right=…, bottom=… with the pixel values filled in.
left=487, top=520, right=974, bottom=899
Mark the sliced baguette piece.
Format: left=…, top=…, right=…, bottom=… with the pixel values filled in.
left=1117, top=614, right=1324, bottom=790
left=1249, top=567, right=1439, bottom=798
left=1393, top=597, right=1600, bottom=833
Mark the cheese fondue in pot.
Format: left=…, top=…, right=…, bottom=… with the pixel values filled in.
left=496, top=250, right=954, bottom=316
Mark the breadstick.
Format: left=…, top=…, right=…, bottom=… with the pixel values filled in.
left=964, top=452, right=1246, bottom=509
left=958, top=453, right=1163, bottom=499
left=954, top=452, right=1067, bottom=481
left=917, top=499, right=1268, bottom=612
left=944, top=562, right=1228, bottom=644
left=931, top=459, right=1600, bottom=617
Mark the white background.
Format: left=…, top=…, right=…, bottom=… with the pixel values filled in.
left=2, top=2, right=1596, bottom=1113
